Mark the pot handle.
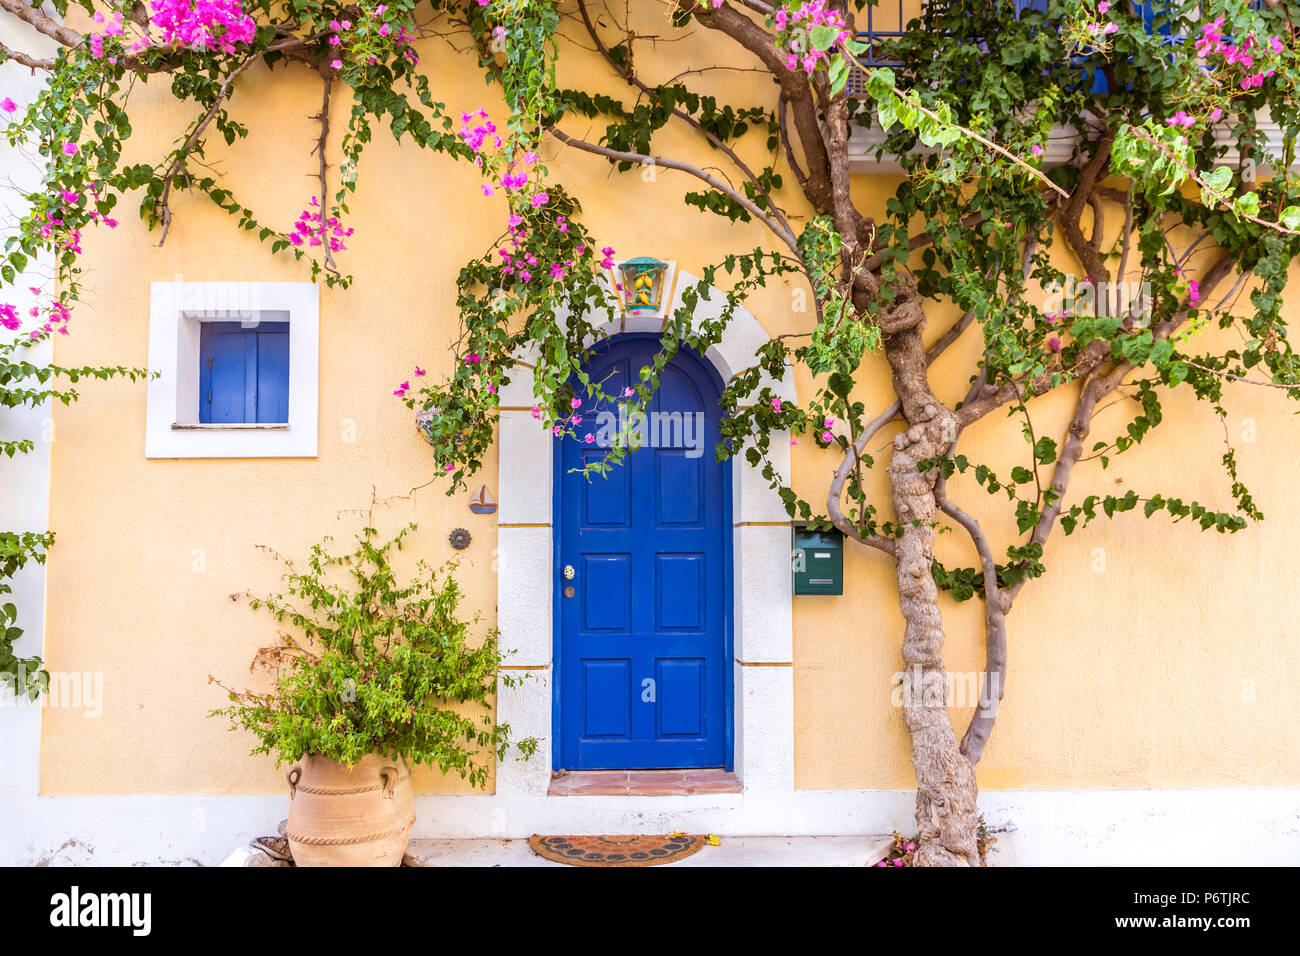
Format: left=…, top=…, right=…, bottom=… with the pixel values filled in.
left=286, top=765, right=302, bottom=799
left=379, top=766, right=399, bottom=800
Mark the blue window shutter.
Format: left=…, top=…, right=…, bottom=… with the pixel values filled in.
left=200, top=324, right=250, bottom=424
left=198, top=321, right=290, bottom=424
left=255, top=328, right=290, bottom=423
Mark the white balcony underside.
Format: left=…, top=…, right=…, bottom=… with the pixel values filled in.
left=848, top=120, right=1296, bottom=175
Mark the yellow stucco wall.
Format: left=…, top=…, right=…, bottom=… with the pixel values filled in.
left=38, top=7, right=1300, bottom=794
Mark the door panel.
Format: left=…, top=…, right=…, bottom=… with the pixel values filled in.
left=558, top=337, right=729, bottom=770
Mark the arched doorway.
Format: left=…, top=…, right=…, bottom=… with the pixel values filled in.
left=554, top=335, right=732, bottom=770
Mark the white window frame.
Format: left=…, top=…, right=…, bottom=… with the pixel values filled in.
left=145, top=280, right=319, bottom=459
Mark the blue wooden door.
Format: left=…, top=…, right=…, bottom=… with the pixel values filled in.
left=557, top=336, right=730, bottom=770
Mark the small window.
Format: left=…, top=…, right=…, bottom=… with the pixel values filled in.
left=199, top=320, right=290, bottom=424
left=146, top=281, right=319, bottom=459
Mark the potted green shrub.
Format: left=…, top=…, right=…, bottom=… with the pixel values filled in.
left=211, top=514, right=536, bottom=867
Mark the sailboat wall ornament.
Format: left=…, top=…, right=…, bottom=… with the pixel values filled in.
left=610, top=257, right=677, bottom=321
left=469, top=484, right=497, bottom=515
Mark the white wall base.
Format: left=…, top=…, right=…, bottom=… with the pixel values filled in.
left=4, top=788, right=1296, bottom=866
left=977, top=789, right=1300, bottom=866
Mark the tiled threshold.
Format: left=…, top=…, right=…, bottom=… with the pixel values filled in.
left=547, top=769, right=742, bottom=796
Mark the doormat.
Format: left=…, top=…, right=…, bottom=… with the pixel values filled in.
left=528, top=834, right=704, bottom=867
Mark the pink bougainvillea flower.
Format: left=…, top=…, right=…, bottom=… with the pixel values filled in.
left=771, top=398, right=782, bottom=413
left=60, top=190, right=80, bottom=203
left=1188, top=280, right=1202, bottom=305
left=61, top=142, right=78, bottom=156
left=0, top=303, right=21, bottom=331
left=330, top=59, right=343, bottom=70
left=1031, top=144, right=1043, bottom=157
left=570, top=397, right=582, bottom=409
left=552, top=425, right=563, bottom=436
left=824, top=417, right=835, bottom=428
left=1165, top=111, right=1195, bottom=129
left=445, top=462, right=455, bottom=472
left=623, top=387, right=634, bottom=398
left=584, top=433, right=594, bottom=443
left=414, top=366, right=426, bottom=376
left=393, top=386, right=407, bottom=397
left=821, top=430, right=833, bottom=442
left=1099, top=1, right=1111, bottom=11
left=1047, top=336, right=1062, bottom=352
left=531, top=406, right=541, bottom=420
left=530, top=192, right=549, bottom=208
left=1, top=98, right=17, bottom=113
left=571, top=415, right=582, bottom=426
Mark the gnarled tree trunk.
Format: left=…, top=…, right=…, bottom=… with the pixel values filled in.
left=882, top=301, right=980, bottom=867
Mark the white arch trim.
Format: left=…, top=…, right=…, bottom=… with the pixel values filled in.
left=492, top=270, right=797, bottom=806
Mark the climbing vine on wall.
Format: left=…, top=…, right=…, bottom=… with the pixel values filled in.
left=3, top=0, right=1300, bottom=864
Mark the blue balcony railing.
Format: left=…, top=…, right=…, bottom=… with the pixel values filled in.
left=848, top=2, right=1267, bottom=98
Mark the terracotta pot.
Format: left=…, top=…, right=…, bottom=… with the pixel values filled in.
left=284, top=753, right=414, bottom=867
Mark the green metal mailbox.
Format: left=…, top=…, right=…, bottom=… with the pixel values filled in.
left=792, top=526, right=843, bottom=595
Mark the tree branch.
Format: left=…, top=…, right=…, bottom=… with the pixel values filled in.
left=547, top=126, right=800, bottom=254
left=933, top=474, right=1007, bottom=764
left=155, top=50, right=261, bottom=244
left=0, top=0, right=84, bottom=50
left=1059, top=126, right=1116, bottom=288
left=826, top=308, right=977, bottom=553
left=678, top=0, right=845, bottom=230
left=574, top=0, right=795, bottom=242
left=313, top=73, right=340, bottom=278
left=1004, top=250, right=1242, bottom=608
left=0, top=39, right=56, bottom=70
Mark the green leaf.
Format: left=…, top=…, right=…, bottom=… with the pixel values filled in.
left=1231, top=192, right=1261, bottom=219
left=1033, top=437, right=1057, bottom=465
left=809, top=24, right=841, bottom=53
